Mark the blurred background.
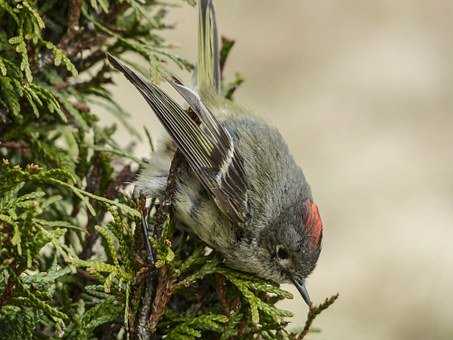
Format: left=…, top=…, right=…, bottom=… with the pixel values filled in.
left=105, top=1, right=453, bottom=339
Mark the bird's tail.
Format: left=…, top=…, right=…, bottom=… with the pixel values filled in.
left=197, top=0, right=220, bottom=96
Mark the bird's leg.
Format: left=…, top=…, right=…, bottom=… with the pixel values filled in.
left=141, top=198, right=155, bottom=265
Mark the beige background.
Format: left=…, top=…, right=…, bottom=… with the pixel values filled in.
left=107, top=1, right=453, bottom=339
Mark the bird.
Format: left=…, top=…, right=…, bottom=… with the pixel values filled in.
left=107, top=0, right=323, bottom=307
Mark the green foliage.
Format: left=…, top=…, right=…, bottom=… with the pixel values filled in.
left=0, top=0, right=336, bottom=338
left=166, top=313, right=228, bottom=339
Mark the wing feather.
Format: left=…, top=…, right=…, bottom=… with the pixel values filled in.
left=107, top=55, right=248, bottom=224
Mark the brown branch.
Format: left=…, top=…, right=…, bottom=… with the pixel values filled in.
left=0, top=141, right=30, bottom=152
left=132, top=104, right=198, bottom=337
left=0, top=278, right=16, bottom=308
left=135, top=275, right=154, bottom=340
left=102, top=2, right=129, bottom=24
left=133, top=197, right=155, bottom=340
left=76, top=269, right=98, bottom=282
left=237, top=319, right=247, bottom=338
left=147, top=267, right=177, bottom=333
left=133, top=154, right=184, bottom=338
left=59, top=0, right=84, bottom=50
left=153, top=151, right=185, bottom=236
left=215, top=274, right=230, bottom=315
left=131, top=141, right=191, bottom=339
left=0, top=260, right=22, bottom=308
left=72, top=100, right=90, bottom=113
left=296, top=293, right=339, bottom=339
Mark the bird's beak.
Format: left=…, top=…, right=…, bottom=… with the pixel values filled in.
left=292, top=277, right=312, bottom=307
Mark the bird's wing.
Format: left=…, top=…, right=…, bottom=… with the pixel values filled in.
left=107, top=55, right=248, bottom=224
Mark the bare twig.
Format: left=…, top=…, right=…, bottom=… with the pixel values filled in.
left=296, top=293, right=339, bottom=339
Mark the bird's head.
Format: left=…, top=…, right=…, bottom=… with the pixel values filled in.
left=258, top=198, right=323, bottom=306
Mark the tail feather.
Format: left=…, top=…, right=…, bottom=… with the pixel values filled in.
left=197, top=0, right=220, bottom=95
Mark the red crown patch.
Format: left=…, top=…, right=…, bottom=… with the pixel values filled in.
left=302, top=199, right=323, bottom=249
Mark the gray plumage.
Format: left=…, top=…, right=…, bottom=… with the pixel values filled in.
left=107, top=0, right=323, bottom=306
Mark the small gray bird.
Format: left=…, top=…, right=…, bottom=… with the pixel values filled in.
left=107, top=0, right=323, bottom=307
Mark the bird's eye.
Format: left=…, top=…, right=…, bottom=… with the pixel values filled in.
left=276, top=246, right=289, bottom=260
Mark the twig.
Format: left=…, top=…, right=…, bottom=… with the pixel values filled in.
left=0, top=141, right=30, bottom=152
left=76, top=269, right=98, bottom=282
left=134, top=152, right=184, bottom=336
left=147, top=267, right=177, bottom=333
left=215, top=274, right=230, bottom=315
left=59, top=0, right=84, bottom=50
left=237, top=318, right=247, bottom=338
left=133, top=136, right=186, bottom=338
left=0, top=278, right=15, bottom=308
left=152, top=151, right=184, bottom=237
left=133, top=197, right=155, bottom=340
left=72, top=100, right=90, bottom=113
left=0, top=260, right=22, bottom=308
left=136, top=273, right=155, bottom=340
left=296, top=293, right=339, bottom=339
